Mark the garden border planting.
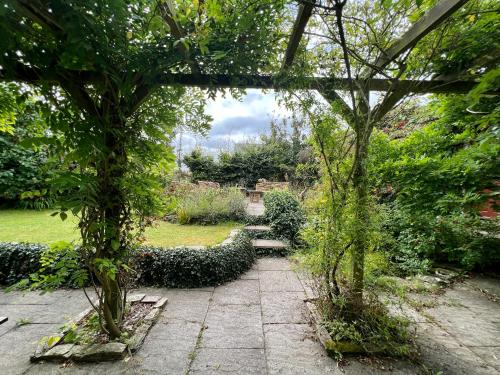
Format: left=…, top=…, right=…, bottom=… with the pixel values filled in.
left=0, top=230, right=256, bottom=289
left=31, top=295, right=167, bottom=363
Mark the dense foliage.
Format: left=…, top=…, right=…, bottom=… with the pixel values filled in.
left=0, top=242, right=44, bottom=285
left=0, top=84, right=60, bottom=208
left=371, top=75, right=500, bottom=273
left=134, top=233, right=255, bottom=288
left=184, top=120, right=317, bottom=188
left=1, top=233, right=255, bottom=289
left=264, top=190, right=305, bottom=243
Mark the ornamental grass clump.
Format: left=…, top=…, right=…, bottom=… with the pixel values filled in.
left=176, top=187, right=246, bottom=224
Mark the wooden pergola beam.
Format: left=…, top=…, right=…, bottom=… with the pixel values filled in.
left=156, top=73, right=494, bottom=94
left=367, top=0, right=469, bottom=77
left=2, top=64, right=495, bottom=95
left=282, top=1, right=315, bottom=69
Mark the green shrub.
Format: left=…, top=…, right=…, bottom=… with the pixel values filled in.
left=264, top=190, right=305, bottom=242
left=0, top=233, right=256, bottom=289
left=382, top=205, right=500, bottom=274
left=176, top=187, right=246, bottom=224
left=321, top=294, right=415, bottom=360
left=134, top=232, right=255, bottom=288
left=0, top=242, right=45, bottom=284
left=0, top=241, right=88, bottom=288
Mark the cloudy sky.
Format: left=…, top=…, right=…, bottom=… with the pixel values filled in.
left=174, top=89, right=293, bottom=159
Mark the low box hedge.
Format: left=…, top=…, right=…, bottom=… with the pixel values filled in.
left=134, top=232, right=255, bottom=288
left=0, top=232, right=256, bottom=289
left=0, top=242, right=46, bottom=285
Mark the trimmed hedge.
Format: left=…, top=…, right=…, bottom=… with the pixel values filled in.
left=134, top=232, right=255, bottom=288
left=0, top=242, right=45, bottom=285
left=0, top=232, right=256, bottom=289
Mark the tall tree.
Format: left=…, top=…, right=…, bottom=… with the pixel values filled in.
left=0, top=0, right=287, bottom=338
left=288, top=0, right=498, bottom=310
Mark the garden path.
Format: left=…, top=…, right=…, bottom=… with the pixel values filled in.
left=246, top=199, right=265, bottom=217
left=0, top=259, right=499, bottom=374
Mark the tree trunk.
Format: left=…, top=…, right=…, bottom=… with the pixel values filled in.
left=91, top=117, right=127, bottom=339
left=350, top=121, right=372, bottom=309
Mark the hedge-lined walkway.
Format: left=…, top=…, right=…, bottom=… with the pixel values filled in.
left=1, top=258, right=499, bottom=374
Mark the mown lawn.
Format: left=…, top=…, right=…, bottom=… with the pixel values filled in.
left=0, top=209, right=240, bottom=247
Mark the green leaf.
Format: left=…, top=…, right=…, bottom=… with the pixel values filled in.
left=111, top=240, right=120, bottom=251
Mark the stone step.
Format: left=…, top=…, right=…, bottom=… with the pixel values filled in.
left=244, top=225, right=272, bottom=232
left=251, top=239, right=287, bottom=249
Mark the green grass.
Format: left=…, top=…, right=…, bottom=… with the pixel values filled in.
left=0, top=209, right=240, bottom=247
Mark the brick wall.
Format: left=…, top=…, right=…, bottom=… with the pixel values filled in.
left=197, top=181, right=221, bottom=189
left=255, top=181, right=289, bottom=192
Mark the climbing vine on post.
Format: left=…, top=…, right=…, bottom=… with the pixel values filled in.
left=0, top=0, right=287, bottom=338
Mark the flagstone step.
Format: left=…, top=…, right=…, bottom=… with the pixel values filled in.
left=244, top=225, right=272, bottom=232
left=251, top=239, right=287, bottom=250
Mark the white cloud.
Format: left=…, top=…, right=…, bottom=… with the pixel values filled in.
left=177, top=89, right=292, bottom=158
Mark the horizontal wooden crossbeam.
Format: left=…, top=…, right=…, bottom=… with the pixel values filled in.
left=157, top=73, right=493, bottom=94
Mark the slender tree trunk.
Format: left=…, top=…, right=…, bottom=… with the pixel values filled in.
left=350, top=116, right=372, bottom=309
left=93, top=117, right=127, bottom=339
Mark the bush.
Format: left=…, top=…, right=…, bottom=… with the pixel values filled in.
left=0, top=241, right=88, bottom=288
left=1, top=233, right=256, bottom=289
left=176, top=187, right=246, bottom=224
left=321, top=294, right=415, bottom=360
left=382, top=205, right=500, bottom=274
left=0, top=242, right=45, bottom=284
left=264, top=190, right=305, bottom=242
left=134, top=232, right=255, bottom=288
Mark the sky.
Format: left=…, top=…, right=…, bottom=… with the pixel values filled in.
left=174, top=89, right=293, bottom=159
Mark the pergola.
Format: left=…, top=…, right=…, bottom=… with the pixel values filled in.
left=2, top=0, right=497, bottom=120
left=155, top=0, right=497, bottom=122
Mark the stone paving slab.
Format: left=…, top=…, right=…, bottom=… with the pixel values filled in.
left=201, top=304, right=264, bottom=349
left=259, top=270, right=303, bottom=292
left=244, top=225, right=272, bottom=232
left=261, top=291, right=308, bottom=324
left=1, top=258, right=500, bottom=374
left=240, top=268, right=260, bottom=280
left=468, top=346, right=500, bottom=372
left=251, top=239, right=287, bottom=250
left=263, top=323, right=337, bottom=375
left=190, top=348, right=267, bottom=374
left=212, top=279, right=260, bottom=306
left=466, top=276, right=500, bottom=298
left=147, top=320, right=201, bottom=350
left=257, top=257, right=291, bottom=271
left=246, top=201, right=265, bottom=216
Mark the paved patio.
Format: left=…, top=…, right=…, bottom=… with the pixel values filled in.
left=0, top=258, right=499, bottom=374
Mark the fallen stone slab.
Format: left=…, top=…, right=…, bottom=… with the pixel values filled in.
left=39, top=344, right=75, bottom=361
left=142, top=295, right=161, bottom=304
left=128, top=294, right=146, bottom=303
left=70, top=342, right=127, bottom=362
